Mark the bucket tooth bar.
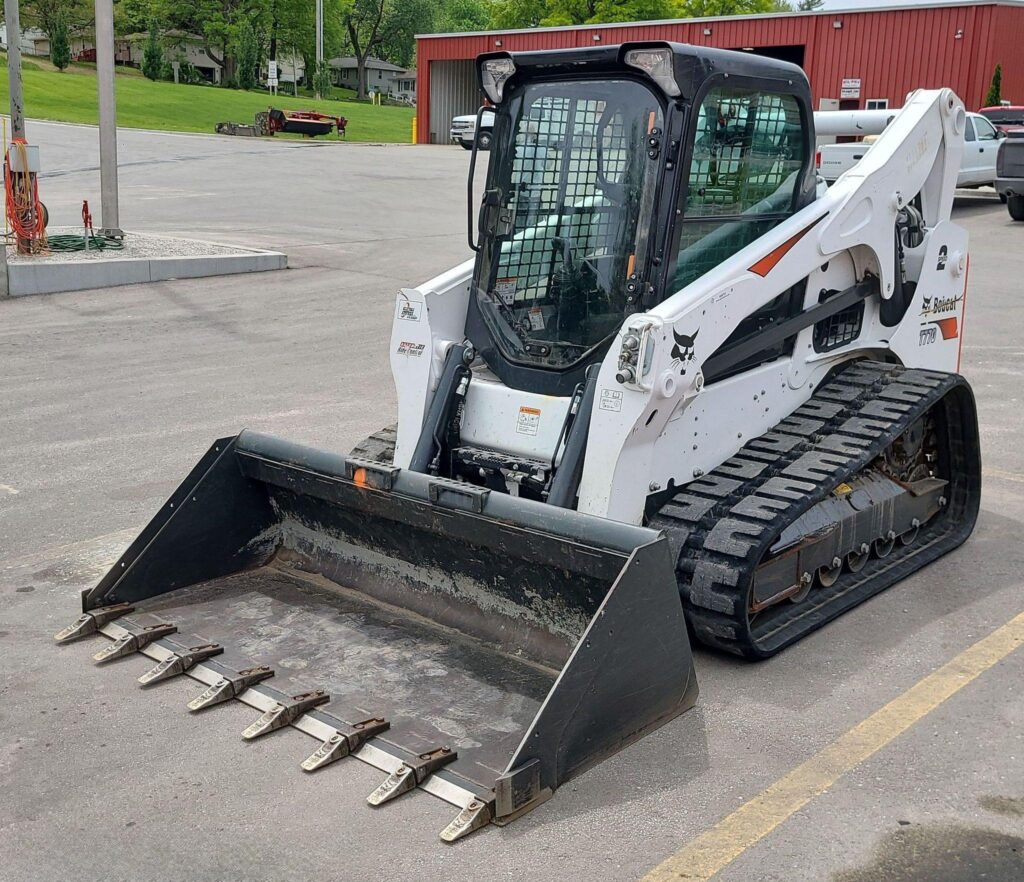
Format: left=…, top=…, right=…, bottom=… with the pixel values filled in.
left=93, top=621, right=177, bottom=664
left=301, top=716, right=391, bottom=772
left=441, top=798, right=496, bottom=843
left=187, top=663, right=275, bottom=712
left=54, top=602, right=135, bottom=643
left=241, top=689, right=331, bottom=740
left=138, top=641, right=224, bottom=686
left=367, top=746, right=458, bottom=806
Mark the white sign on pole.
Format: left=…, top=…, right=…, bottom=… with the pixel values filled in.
left=840, top=77, right=861, bottom=99
left=268, top=60, right=278, bottom=80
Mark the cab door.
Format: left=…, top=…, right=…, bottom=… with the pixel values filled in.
left=972, top=115, right=1000, bottom=185
left=960, top=116, right=982, bottom=185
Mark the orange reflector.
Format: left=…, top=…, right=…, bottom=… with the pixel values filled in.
left=930, top=317, right=959, bottom=340
left=748, top=215, right=827, bottom=278
left=353, top=467, right=368, bottom=488
left=627, top=253, right=636, bottom=277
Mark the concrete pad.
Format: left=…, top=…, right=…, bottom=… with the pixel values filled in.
left=6, top=242, right=287, bottom=297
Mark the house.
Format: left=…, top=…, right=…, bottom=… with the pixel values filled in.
left=392, top=69, right=417, bottom=104
left=0, top=24, right=92, bottom=58
left=119, top=31, right=223, bottom=82
left=329, top=56, right=404, bottom=93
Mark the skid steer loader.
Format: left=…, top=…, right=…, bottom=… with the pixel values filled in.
left=56, top=43, right=981, bottom=840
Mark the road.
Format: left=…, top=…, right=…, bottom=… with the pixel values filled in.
left=1, top=121, right=1022, bottom=882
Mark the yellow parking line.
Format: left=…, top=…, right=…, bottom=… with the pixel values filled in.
left=640, top=609, right=1024, bottom=882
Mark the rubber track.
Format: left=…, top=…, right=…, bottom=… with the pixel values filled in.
left=650, top=360, right=981, bottom=659
left=349, top=424, right=397, bottom=463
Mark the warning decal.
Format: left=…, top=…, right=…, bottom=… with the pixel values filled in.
left=516, top=406, right=541, bottom=436
left=599, top=389, right=623, bottom=412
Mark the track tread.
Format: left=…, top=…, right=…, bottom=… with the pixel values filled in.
left=349, top=424, right=397, bottom=463
left=650, top=360, right=981, bottom=658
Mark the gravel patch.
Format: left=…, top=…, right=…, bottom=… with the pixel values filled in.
left=7, top=227, right=269, bottom=263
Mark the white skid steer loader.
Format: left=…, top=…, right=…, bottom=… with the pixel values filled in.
left=56, top=43, right=981, bottom=840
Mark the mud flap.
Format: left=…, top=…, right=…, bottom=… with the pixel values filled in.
left=65, top=430, right=698, bottom=837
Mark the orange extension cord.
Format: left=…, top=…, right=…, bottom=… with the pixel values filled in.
left=4, top=138, right=48, bottom=253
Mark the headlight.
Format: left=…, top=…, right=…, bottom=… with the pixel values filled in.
left=624, top=48, right=680, bottom=98
left=481, top=57, right=516, bottom=104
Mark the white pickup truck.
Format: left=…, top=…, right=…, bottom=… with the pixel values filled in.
left=818, top=111, right=1004, bottom=189
left=450, top=109, right=495, bottom=150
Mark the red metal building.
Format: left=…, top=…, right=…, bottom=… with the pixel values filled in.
left=415, top=0, right=1024, bottom=144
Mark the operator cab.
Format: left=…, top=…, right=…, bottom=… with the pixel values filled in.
left=466, top=42, right=816, bottom=396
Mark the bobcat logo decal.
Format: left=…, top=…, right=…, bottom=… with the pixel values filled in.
left=671, top=327, right=699, bottom=375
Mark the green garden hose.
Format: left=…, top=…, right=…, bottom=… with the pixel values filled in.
left=44, top=233, right=124, bottom=252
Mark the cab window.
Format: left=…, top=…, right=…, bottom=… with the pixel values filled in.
left=974, top=116, right=999, bottom=140
left=673, top=86, right=805, bottom=292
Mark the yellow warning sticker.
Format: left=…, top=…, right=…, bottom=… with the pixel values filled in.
left=833, top=482, right=854, bottom=496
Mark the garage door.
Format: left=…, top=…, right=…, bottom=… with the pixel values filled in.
left=429, top=59, right=482, bottom=144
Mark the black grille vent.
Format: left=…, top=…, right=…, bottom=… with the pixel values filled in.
left=813, top=288, right=863, bottom=352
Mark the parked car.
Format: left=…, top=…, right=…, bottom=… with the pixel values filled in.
left=450, top=109, right=495, bottom=150
left=978, top=105, right=1024, bottom=136
left=818, top=111, right=1004, bottom=189
left=995, top=136, right=1024, bottom=219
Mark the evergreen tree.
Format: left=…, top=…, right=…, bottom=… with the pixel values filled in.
left=236, top=20, right=260, bottom=89
left=313, top=60, right=333, bottom=99
left=986, top=64, right=1003, bottom=107
left=49, top=12, right=71, bottom=71
left=142, top=21, right=164, bottom=80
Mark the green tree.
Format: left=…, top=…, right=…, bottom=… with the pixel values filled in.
left=341, top=0, right=405, bottom=100
left=587, top=0, right=675, bottom=23
left=678, top=0, right=791, bottom=13
left=23, top=0, right=90, bottom=43
left=49, top=12, right=71, bottom=70
left=313, top=59, right=334, bottom=98
left=235, top=19, right=261, bottom=88
left=142, top=21, right=163, bottom=80
left=488, top=0, right=545, bottom=29
left=436, top=0, right=489, bottom=32
left=378, top=0, right=434, bottom=68
left=986, top=64, right=1003, bottom=107
left=488, top=0, right=786, bottom=27
left=796, top=0, right=824, bottom=9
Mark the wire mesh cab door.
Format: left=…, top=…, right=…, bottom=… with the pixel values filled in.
left=467, top=77, right=665, bottom=393
left=669, top=76, right=816, bottom=381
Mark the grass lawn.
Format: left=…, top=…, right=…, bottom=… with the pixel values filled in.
left=0, top=58, right=415, bottom=143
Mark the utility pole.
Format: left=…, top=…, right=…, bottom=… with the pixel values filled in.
left=94, top=0, right=122, bottom=237
left=315, top=0, right=324, bottom=100
left=5, top=0, right=32, bottom=257
left=5, top=0, right=26, bottom=140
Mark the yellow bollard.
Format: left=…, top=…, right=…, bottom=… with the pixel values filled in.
left=411, top=116, right=417, bottom=145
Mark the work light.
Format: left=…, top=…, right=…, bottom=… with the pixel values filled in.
left=624, top=47, right=681, bottom=97
left=481, top=58, right=516, bottom=104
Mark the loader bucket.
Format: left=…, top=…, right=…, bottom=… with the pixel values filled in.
left=61, top=431, right=698, bottom=839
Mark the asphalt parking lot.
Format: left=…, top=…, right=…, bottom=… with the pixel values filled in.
left=1, top=121, right=1022, bottom=882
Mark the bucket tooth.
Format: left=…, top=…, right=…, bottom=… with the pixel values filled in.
left=301, top=716, right=390, bottom=772
left=367, top=764, right=416, bottom=806
left=186, top=664, right=275, bottom=712
left=55, top=602, right=135, bottom=643
left=367, top=746, right=457, bottom=807
left=440, top=799, right=494, bottom=843
left=93, top=622, right=177, bottom=663
left=138, top=642, right=224, bottom=686
left=241, top=690, right=330, bottom=740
